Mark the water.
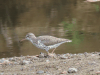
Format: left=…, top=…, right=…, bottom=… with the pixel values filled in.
left=0, top=0, right=100, bottom=58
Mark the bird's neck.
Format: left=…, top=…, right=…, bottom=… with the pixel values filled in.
left=29, top=38, right=38, bottom=44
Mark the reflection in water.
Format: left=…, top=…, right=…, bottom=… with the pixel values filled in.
left=0, top=19, right=13, bottom=48
left=0, top=0, right=100, bottom=58
left=0, top=19, right=20, bottom=58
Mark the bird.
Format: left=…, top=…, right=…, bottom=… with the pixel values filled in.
left=20, top=33, right=72, bottom=55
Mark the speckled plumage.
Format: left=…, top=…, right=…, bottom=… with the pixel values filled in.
left=22, top=33, right=72, bottom=52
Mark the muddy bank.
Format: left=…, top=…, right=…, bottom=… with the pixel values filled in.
left=0, top=52, right=100, bottom=75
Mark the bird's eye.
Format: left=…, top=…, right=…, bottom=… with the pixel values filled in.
left=26, top=35, right=29, bottom=37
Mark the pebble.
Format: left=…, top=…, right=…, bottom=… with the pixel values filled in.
left=90, top=69, right=94, bottom=71
left=20, top=60, right=31, bottom=65
left=78, top=53, right=83, bottom=55
left=46, top=60, right=50, bottom=63
left=0, top=73, right=4, bottom=75
left=33, top=56, right=39, bottom=60
left=68, top=68, right=77, bottom=73
left=0, top=58, right=10, bottom=64
left=23, top=60, right=31, bottom=64
left=39, top=52, right=45, bottom=58
left=14, top=62, right=18, bottom=65
left=74, top=54, right=77, bottom=55
left=96, top=71, right=100, bottom=74
left=38, top=52, right=48, bottom=58
left=84, top=52, right=88, bottom=56
left=60, top=71, right=67, bottom=74
left=60, top=54, right=68, bottom=59
left=99, top=53, right=100, bottom=56
left=37, top=70, right=44, bottom=74
left=88, top=61, right=96, bottom=65
left=9, top=58, right=16, bottom=61
left=0, top=59, right=5, bottom=63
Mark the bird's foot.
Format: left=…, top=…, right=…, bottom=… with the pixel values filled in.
left=48, top=52, right=57, bottom=58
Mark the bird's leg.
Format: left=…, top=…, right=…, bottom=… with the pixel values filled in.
left=47, top=51, right=54, bottom=57
left=52, top=48, right=56, bottom=53
left=47, top=50, right=57, bottom=58
left=47, top=52, right=50, bottom=55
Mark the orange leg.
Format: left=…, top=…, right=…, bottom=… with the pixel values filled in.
left=47, top=52, right=50, bottom=55
left=47, top=49, right=57, bottom=58
left=52, top=48, right=56, bottom=53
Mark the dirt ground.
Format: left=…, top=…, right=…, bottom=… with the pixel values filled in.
left=0, top=52, right=100, bottom=75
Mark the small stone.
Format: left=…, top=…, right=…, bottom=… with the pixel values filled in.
left=88, top=61, right=96, bottom=65
left=33, top=56, right=39, bottom=60
left=9, top=58, right=16, bottom=61
left=0, top=73, right=4, bottom=75
left=90, top=69, right=94, bottom=71
left=14, top=62, right=18, bottom=65
left=46, top=60, right=50, bottom=63
left=60, top=71, right=67, bottom=74
left=96, top=71, right=100, bottom=74
left=37, top=70, right=44, bottom=74
left=68, top=68, right=77, bottom=73
left=74, top=54, right=76, bottom=55
left=23, top=60, right=31, bottom=64
left=60, top=54, right=68, bottom=59
left=0, top=58, right=10, bottom=64
left=78, top=53, right=83, bottom=55
left=20, top=68, right=24, bottom=71
left=39, top=52, right=45, bottom=58
left=20, top=60, right=31, bottom=65
left=0, top=59, right=5, bottom=63
left=84, top=52, right=88, bottom=56
left=32, top=72, right=34, bottom=74
left=99, top=53, right=100, bottom=56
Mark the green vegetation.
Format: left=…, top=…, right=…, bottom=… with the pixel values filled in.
left=93, top=4, right=99, bottom=12
left=62, top=18, right=84, bottom=45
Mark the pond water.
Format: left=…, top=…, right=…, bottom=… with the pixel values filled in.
left=0, top=0, right=100, bottom=58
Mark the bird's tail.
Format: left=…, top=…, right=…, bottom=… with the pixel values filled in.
left=65, top=39, right=72, bottom=42
left=47, top=40, right=72, bottom=51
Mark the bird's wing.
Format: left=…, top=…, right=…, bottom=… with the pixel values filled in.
left=37, top=35, right=70, bottom=46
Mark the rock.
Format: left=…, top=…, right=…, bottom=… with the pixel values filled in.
left=39, top=52, right=47, bottom=58
left=32, top=56, right=39, bottom=60
left=96, top=71, right=100, bottom=74
left=37, top=70, right=44, bottom=74
left=68, top=68, right=77, bottom=73
left=60, top=54, right=68, bottom=59
left=0, top=73, right=4, bottom=75
left=88, top=61, right=96, bottom=65
left=60, top=71, right=67, bottom=74
left=74, top=54, right=77, bottom=55
left=0, top=58, right=10, bottom=64
left=9, top=58, right=16, bottom=61
left=90, top=69, right=94, bottom=71
left=14, top=62, right=18, bottom=65
left=84, top=52, right=88, bottom=57
left=20, top=60, right=31, bottom=65
left=99, top=53, right=100, bottom=56
left=23, top=60, right=31, bottom=64
left=46, top=60, right=50, bottom=63
left=0, top=59, right=5, bottom=63
left=78, top=53, right=83, bottom=55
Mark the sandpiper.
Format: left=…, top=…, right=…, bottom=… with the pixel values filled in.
left=20, top=33, right=72, bottom=55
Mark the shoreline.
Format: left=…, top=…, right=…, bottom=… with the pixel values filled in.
left=0, top=52, right=100, bottom=75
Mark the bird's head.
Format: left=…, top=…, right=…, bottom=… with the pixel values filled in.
left=25, top=33, right=36, bottom=40
left=20, top=33, right=36, bottom=42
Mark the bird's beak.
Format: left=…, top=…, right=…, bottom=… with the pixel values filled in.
left=19, top=38, right=26, bottom=42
